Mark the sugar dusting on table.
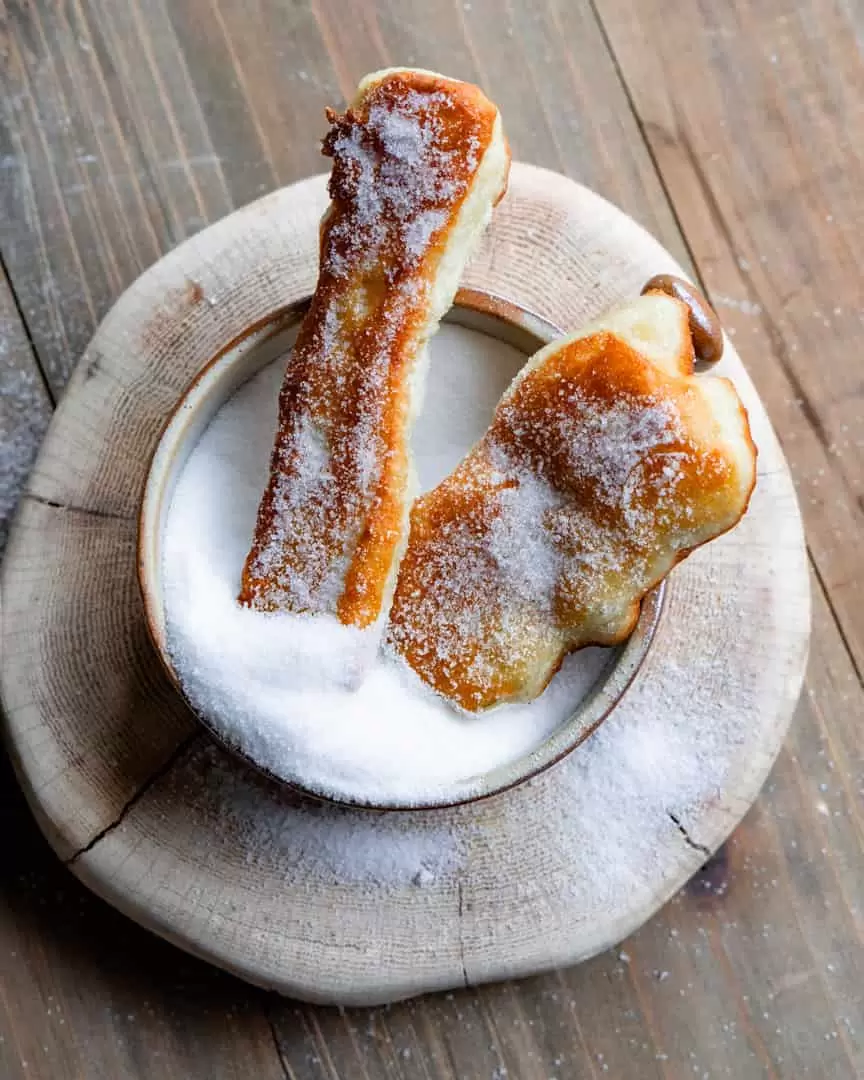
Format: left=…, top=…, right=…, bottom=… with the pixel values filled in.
left=163, top=323, right=612, bottom=805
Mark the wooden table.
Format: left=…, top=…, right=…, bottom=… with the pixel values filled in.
left=1, top=2, right=861, bottom=1077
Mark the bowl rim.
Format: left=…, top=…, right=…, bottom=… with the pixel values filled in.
left=137, top=288, right=666, bottom=812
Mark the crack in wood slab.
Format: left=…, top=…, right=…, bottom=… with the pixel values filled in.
left=457, top=879, right=470, bottom=988
left=23, top=491, right=133, bottom=521
left=667, top=811, right=711, bottom=858
left=64, top=733, right=202, bottom=866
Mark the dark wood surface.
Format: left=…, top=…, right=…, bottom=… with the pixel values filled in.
left=1, top=2, right=861, bottom=1077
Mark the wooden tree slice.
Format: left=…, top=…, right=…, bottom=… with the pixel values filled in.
left=0, top=164, right=809, bottom=1006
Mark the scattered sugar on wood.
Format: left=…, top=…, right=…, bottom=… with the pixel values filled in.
left=163, top=325, right=611, bottom=804
left=176, top=742, right=468, bottom=887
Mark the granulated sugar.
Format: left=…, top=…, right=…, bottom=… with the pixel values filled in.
left=163, top=323, right=612, bottom=805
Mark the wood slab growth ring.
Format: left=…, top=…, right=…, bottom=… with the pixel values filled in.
left=0, top=165, right=809, bottom=1006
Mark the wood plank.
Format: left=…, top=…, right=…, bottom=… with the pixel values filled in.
left=163, top=0, right=340, bottom=194
left=592, top=0, right=864, bottom=673
left=0, top=2, right=169, bottom=395
left=0, top=268, right=52, bottom=555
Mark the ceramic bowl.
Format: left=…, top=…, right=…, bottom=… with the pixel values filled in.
left=138, top=289, right=665, bottom=810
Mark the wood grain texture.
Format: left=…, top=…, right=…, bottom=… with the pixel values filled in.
left=1, top=166, right=809, bottom=1010
left=0, top=267, right=52, bottom=554
left=0, top=0, right=860, bottom=1076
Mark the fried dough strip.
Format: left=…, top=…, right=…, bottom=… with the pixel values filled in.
left=388, top=291, right=756, bottom=711
left=240, top=68, right=510, bottom=626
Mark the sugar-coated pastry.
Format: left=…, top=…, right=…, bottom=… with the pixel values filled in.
left=239, top=68, right=510, bottom=626
left=387, top=288, right=757, bottom=711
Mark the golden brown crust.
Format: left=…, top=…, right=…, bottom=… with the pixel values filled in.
left=239, top=70, right=507, bottom=626
left=388, top=315, right=756, bottom=712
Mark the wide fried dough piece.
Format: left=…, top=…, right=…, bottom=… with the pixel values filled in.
left=388, top=293, right=757, bottom=711
left=239, top=68, right=510, bottom=627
